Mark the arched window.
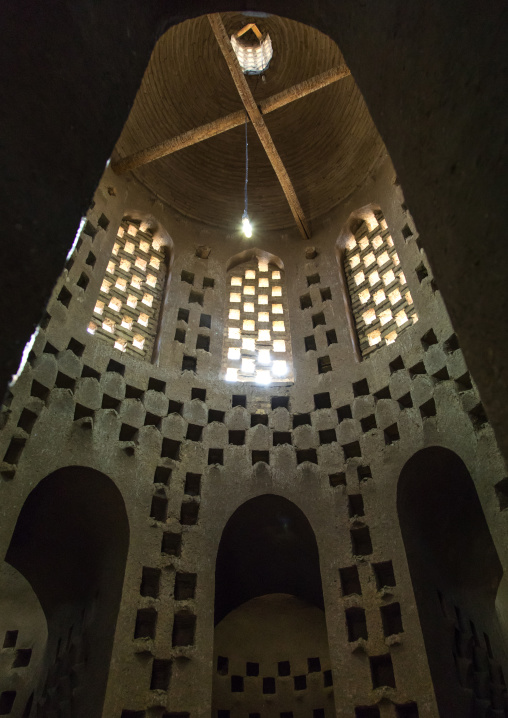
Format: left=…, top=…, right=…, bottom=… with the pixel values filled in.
left=87, top=217, right=168, bottom=359
left=223, top=250, right=293, bottom=384
left=343, top=210, right=417, bottom=357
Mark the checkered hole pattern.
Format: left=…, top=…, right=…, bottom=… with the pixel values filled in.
left=87, top=218, right=166, bottom=359
left=344, top=214, right=418, bottom=358
left=223, top=257, right=293, bottom=384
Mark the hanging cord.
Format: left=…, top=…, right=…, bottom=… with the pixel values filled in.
left=243, top=116, right=249, bottom=218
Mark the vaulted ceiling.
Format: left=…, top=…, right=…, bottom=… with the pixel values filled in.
left=112, top=12, right=386, bottom=233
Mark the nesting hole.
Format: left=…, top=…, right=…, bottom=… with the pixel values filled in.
left=150, top=494, right=168, bottom=523
left=161, top=532, right=181, bottom=557
left=271, top=396, right=289, bottom=410
left=384, top=423, right=400, bottom=444
left=314, top=392, right=331, bottom=410
left=168, top=400, right=183, bottom=415
left=208, top=448, right=224, bottom=465
left=186, top=424, right=203, bottom=442
left=184, top=473, right=201, bottom=496
left=200, top=313, right=212, bottom=329
left=161, top=438, right=181, bottom=460
left=293, top=413, right=311, bottom=428
left=172, top=612, right=196, bottom=646
left=196, top=334, right=210, bottom=351
left=189, top=290, right=204, bottom=306
left=380, top=602, right=403, bottom=636
left=304, top=335, right=317, bottom=352
left=154, top=466, right=171, bottom=485
left=326, top=329, right=337, bottom=345
left=252, top=450, right=270, bottom=465
left=329, top=472, right=346, bottom=487
left=337, top=404, right=352, bottom=422
left=346, top=607, right=368, bottom=642
left=134, top=607, right=157, bottom=639
left=319, top=428, right=336, bottom=444
left=296, top=449, right=318, bottom=464
left=57, top=286, right=72, bottom=307
left=150, top=659, right=171, bottom=691
left=228, top=430, right=245, bottom=446
left=339, top=566, right=361, bottom=596
left=373, top=561, right=396, bottom=589
left=67, top=337, right=85, bottom=356
left=246, top=662, right=259, bottom=677
left=421, top=328, right=438, bottom=349
left=419, top=398, right=437, bottom=419
left=343, top=440, right=361, bottom=459
left=300, top=294, right=312, bottom=310
left=278, top=661, right=290, bottom=676
left=174, top=573, right=197, bottom=601
left=140, top=567, right=161, bottom=598
left=348, top=494, right=365, bottom=518
left=312, top=312, right=326, bottom=328
left=209, top=409, right=225, bottom=424
left=369, top=654, right=396, bottom=688
left=389, top=356, right=405, bottom=374
left=397, top=392, right=413, bottom=409
left=317, top=355, right=332, bottom=374
left=360, top=414, right=377, bottom=432
left=182, top=355, right=197, bottom=372
left=191, top=387, right=206, bottom=402
left=351, top=526, right=373, bottom=556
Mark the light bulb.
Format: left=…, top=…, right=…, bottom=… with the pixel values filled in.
left=242, top=215, right=253, bottom=238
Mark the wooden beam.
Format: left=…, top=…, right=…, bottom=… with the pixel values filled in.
left=260, top=65, right=350, bottom=114
left=208, top=12, right=310, bottom=239
left=112, top=65, right=350, bottom=175
left=113, top=111, right=246, bottom=175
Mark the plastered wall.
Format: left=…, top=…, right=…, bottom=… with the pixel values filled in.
left=0, top=159, right=507, bottom=718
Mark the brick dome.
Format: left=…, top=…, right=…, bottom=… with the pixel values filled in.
left=113, top=12, right=386, bottom=232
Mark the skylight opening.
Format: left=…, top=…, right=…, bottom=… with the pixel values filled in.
left=231, top=24, right=273, bottom=75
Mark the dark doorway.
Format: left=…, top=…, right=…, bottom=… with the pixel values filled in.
left=215, top=494, right=323, bottom=625
left=398, top=447, right=507, bottom=718
left=6, top=466, right=129, bottom=718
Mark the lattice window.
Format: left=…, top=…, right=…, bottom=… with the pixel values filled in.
left=223, top=257, right=293, bottom=383
left=344, top=213, right=417, bottom=357
left=87, top=218, right=166, bottom=359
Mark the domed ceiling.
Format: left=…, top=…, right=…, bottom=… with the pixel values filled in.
left=113, top=12, right=386, bottom=233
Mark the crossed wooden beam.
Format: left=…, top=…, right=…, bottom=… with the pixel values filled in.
left=112, top=13, right=351, bottom=239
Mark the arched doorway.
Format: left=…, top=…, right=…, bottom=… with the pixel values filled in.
left=213, top=494, right=335, bottom=718
left=398, top=447, right=508, bottom=718
left=5, top=466, right=129, bottom=718
left=0, top=563, right=47, bottom=718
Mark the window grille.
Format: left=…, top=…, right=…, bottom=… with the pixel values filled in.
left=88, top=218, right=166, bottom=359
left=344, top=213, right=417, bottom=357
left=223, top=257, right=293, bottom=383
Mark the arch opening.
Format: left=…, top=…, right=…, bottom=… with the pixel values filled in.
left=87, top=213, right=172, bottom=363
left=4, top=466, right=129, bottom=718
left=398, top=447, right=507, bottom=718
left=213, top=495, right=335, bottom=718
left=223, top=252, right=293, bottom=384
left=336, top=206, right=417, bottom=360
